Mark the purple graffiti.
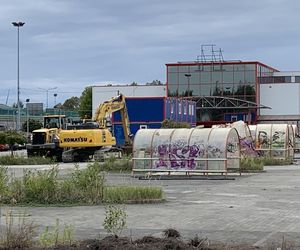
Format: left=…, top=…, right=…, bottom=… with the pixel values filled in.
left=155, top=142, right=203, bottom=170
left=240, top=139, right=258, bottom=157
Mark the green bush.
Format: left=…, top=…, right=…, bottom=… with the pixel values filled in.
left=104, top=186, right=163, bottom=203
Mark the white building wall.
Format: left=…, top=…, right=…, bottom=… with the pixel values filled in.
left=92, top=85, right=166, bottom=115
left=260, top=83, right=300, bottom=115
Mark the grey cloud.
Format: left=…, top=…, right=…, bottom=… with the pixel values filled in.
left=1, top=0, right=300, bottom=106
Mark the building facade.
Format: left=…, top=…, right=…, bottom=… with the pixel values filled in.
left=92, top=85, right=166, bottom=115
left=259, top=71, right=300, bottom=126
left=166, top=61, right=277, bottom=126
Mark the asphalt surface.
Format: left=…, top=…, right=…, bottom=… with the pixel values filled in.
left=2, top=161, right=300, bottom=248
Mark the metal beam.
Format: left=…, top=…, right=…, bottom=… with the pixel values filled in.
left=183, top=96, right=271, bottom=110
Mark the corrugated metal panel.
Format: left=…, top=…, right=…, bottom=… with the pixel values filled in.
left=165, top=98, right=196, bottom=125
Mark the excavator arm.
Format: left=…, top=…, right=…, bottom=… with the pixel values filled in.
left=93, top=94, right=132, bottom=145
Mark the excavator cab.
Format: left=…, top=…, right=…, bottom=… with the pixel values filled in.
left=26, top=115, right=67, bottom=160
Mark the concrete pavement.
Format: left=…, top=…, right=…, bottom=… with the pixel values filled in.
left=2, top=164, right=300, bottom=248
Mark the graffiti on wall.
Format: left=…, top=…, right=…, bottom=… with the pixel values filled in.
left=154, top=140, right=205, bottom=169
left=272, top=131, right=285, bottom=148
left=240, top=139, right=258, bottom=157
left=153, top=140, right=234, bottom=170
left=256, top=130, right=270, bottom=149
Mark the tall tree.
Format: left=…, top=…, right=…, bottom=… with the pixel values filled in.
left=78, top=87, right=92, bottom=119
left=145, top=80, right=163, bottom=85
left=22, top=119, right=43, bottom=133
left=12, top=101, right=24, bottom=108
left=61, top=96, right=80, bottom=110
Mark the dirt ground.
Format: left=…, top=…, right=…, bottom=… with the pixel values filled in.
left=0, top=235, right=259, bottom=250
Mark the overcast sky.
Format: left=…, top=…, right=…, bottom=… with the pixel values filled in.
left=1, top=0, right=299, bottom=107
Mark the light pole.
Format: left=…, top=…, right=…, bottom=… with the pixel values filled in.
left=54, top=93, right=57, bottom=106
left=38, top=87, right=57, bottom=109
left=26, top=98, right=30, bottom=140
left=54, top=93, right=57, bottom=114
left=184, top=73, right=191, bottom=97
left=12, top=21, right=25, bottom=131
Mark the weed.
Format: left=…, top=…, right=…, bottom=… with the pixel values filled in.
left=70, top=162, right=106, bottom=204
left=189, top=235, right=209, bottom=248
left=241, top=157, right=293, bottom=172
left=0, top=166, right=8, bottom=199
left=103, top=205, right=127, bottom=237
left=22, top=166, right=59, bottom=204
left=100, top=156, right=132, bottom=172
left=240, top=157, right=264, bottom=172
left=0, top=163, right=163, bottom=205
left=163, top=228, right=181, bottom=238
left=0, top=209, right=37, bottom=249
left=262, top=157, right=293, bottom=166
left=39, top=218, right=74, bottom=247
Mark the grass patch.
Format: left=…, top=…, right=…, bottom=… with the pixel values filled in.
left=99, top=156, right=132, bottom=172
left=262, top=157, right=293, bottom=166
left=240, top=158, right=264, bottom=172
left=103, top=186, right=163, bottom=203
left=0, top=162, right=163, bottom=206
left=0, top=155, right=54, bottom=165
left=0, top=163, right=106, bottom=205
left=241, top=157, right=293, bottom=172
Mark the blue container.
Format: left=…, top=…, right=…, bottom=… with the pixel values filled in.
left=113, top=97, right=196, bottom=146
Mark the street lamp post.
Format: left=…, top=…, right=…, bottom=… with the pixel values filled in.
left=38, top=87, right=57, bottom=109
left=12, top=21, right=25, bottom=131
left=54, top=93, right=57, bottom=106
left=54, top=93, right=57, bottom=115
left=26, top=98, right=30, bottom=141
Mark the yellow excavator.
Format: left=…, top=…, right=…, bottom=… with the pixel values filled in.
left=26, top=115, right=68, bottom=161
left=59, top=94, right=132, bottom=162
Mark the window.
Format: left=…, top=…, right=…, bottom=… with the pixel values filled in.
left=178, top=103, right=182, bottom=115
left=140, top=125, right=148, bottom=129
left=171, top=103, right=174, bottom=114
left=295, top=76, right=300, bottom=83
left=183, top=103, right=187, bottom=115
left=273, top=76, right=291, bottom=83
